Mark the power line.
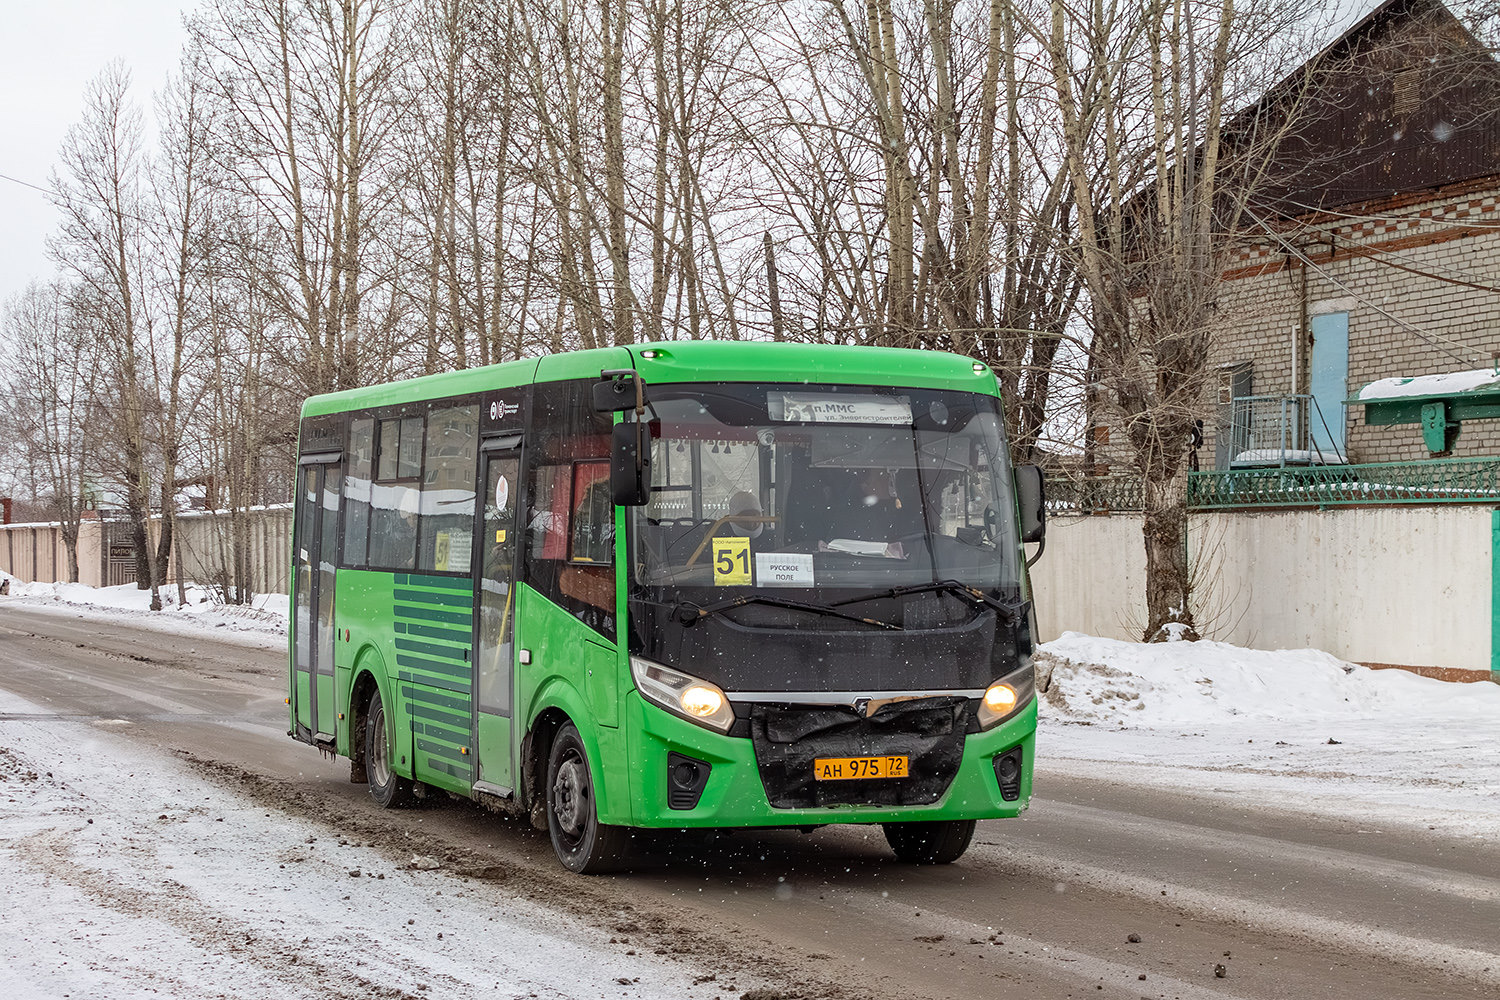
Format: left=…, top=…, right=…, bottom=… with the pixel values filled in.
left=1242, top=205, right=1479, bottom=367
left=0, top=171, right=50, bottom=196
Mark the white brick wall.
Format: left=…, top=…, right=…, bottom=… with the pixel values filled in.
left=1213, top=183, right=1500, bottom=464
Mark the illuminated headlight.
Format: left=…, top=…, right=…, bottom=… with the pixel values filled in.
left=630, top=656, right=735, bottom=733
left=976, top=662, right=1034, bottom=730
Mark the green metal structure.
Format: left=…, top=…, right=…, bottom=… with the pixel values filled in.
left=1347, top=375, right=1500, bottom=455
left=1187, top=457, right=1500, bottom=509
left=289, top=342, right=1042, bottom=872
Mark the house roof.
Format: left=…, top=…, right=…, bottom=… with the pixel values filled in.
left=1239, top=0, right=1500, bottom=217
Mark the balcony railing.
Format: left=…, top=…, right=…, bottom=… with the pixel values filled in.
left=1047, top=457, right=1500, bottom=513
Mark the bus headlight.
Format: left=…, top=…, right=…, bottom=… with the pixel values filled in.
left=630, top=656, right=735, bottom=733
left=976, top=663, right=1034, bottom=730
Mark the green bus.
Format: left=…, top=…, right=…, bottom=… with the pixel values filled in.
left=289, top=341, right=1045, bottom=873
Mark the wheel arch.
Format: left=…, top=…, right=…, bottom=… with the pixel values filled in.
left=348, top=644, right=394, bottom=781
left=519, top=679, right=600, bottom=828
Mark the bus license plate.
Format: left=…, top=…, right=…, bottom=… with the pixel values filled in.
left=813, top=755, right=909, bottom=781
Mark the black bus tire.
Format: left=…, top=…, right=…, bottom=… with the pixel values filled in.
left=365, top=687, right=415, bottom=809
left=546, top=723, right=632, bottom=874
left=883, top=819, right=976, bottom=865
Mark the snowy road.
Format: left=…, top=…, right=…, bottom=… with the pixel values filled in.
left=2, top=600, right=1497, bottom=1000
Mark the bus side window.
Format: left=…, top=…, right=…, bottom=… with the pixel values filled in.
left=369, top=415, right=421, bottom=571
left=344, top=417, right=374, bottom=567
left=570, top=461, right=613, bottom=565
left=418, top=403, right=478, bottom=574
left=523, top=381, right=616, bottom=640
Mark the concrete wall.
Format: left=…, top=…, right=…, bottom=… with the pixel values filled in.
left=1031, top=513, right=1147, bottom=642
left=1, top=505, right=293, bottom=597
left=172, top=505, right=294, bottom=597
left=0, top=521, right=73, bottom=585
left=8, top=503, right=1492, bottom=674
left=1031, top=506, right=1493, bottom=673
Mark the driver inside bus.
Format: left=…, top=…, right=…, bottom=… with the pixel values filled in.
left=723, top=490, right=765, bottom=540
left=840, top=467, right=907, bottom=541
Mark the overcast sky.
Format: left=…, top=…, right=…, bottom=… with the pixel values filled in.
left=0, top=0, right=1391, bottom=316
left=0, top=1, right=189, bottom=307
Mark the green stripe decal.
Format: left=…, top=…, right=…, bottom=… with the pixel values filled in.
left=424, top=758, right=472, bottom=780
left=419, top=721, right=471, bottom=743
left=396, top=573, right=470, bottom=590
left=394, top=604, right=474, bottom=626
left=401, top=685, right=470, bottom=713
left=394, top=588, right=474, bottom=609
left=398, top=669, right=470, bottom=694
left=402, top=622, right=472, bottom=644
left=417, top=738, right=471, bottom=763
left=395, top=636, right=467, bottom=662
left=396, top=653, right=470, bottom=679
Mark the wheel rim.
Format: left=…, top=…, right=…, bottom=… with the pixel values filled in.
left=368, top=696, right=392, bottom=787
left=551, top=748, right=591, bottom=850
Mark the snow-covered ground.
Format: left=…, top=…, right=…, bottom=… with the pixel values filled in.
left=1038, top=632, right=1500, bottom=839
left=4, top=574, right=1497, bottom=838
left=3, top=577, right=1498, bottom=994
left=0, top=574, right=288, bottom=651
left=0, top=688, right=716, bottom=1000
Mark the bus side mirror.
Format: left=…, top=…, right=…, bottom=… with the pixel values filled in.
left=611, top=421, right=651, bottom=506
left=1015, top=465, right=1046, bottom=544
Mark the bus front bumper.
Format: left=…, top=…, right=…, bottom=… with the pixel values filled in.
left=620, top=692, right=1036, bottom=828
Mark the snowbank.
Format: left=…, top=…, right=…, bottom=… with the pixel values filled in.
left=1037, top=633, right=1500, bottom=837
left=0, top=579, right=287, bottom=649
left=1038, top=631, right=1497, bottom=726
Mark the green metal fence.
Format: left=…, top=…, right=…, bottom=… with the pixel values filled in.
left=1046, top=457, right=1500, bottom=514
left=1187, top=457, right=1500, bottom=509
left=1045, top=475, right=1146, bottom=514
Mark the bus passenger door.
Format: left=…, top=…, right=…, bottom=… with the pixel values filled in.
left=293, top=456, right=341, bottom=745
left=474, top=446, right=521, bottom=791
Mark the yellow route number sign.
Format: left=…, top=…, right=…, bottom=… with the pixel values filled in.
left=712, top=536, right=752, bottom=586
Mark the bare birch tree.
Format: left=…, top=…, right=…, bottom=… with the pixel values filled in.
left=1037, top=0, right=1325, bottom=640
left=190, top=0, right=407, bottom=395
left=50, top=62, right=160, bottom=598
left=0, top=282, right=101, bottom=582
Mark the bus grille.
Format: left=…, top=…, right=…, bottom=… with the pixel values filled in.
left=749, top=697, right=967, bottom=809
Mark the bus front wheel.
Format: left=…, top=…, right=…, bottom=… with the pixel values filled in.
left=365, top=688, right=414, bottom=809
left=546, top=724, right=631, bottom=873
left=883, top=819, right=976, bottom=865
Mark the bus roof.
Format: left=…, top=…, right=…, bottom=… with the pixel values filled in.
left=300, top=341, right=996, bottom=418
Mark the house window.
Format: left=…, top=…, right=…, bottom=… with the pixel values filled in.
left=1393, top=67, right=1420, bottom=119
left=1218, top=363, right=1252, bottom=405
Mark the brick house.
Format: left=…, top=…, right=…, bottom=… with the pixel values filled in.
left=1205, top=0, right=1500, bottom=471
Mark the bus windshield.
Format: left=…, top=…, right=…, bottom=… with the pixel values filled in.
left=630, top=382, right=1021, bottom=595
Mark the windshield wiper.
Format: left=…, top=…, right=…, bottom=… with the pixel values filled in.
left=830, top=580, right=1030, bottom=627
left=676, top=594, right=902, bottom=630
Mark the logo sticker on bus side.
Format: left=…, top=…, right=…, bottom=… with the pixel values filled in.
left=712, top=537, right=752, bottom=586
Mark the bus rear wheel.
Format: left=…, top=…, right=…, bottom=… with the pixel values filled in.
left=883, top=819, right=976, bottom=865
left=365, top=687, right=414, bottom=809
left=546, top=724, right=631, bottom=874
